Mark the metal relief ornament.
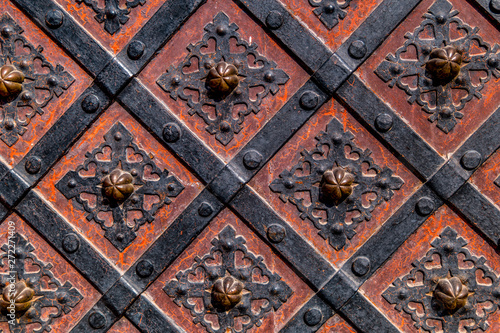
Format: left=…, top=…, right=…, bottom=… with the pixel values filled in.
left=308, top=0, right=353, bottom=30
left=157, top=12, right=289, bottom=146
left=75, top=0, right=146, bottom=35
left=375, top=0, right=500, bottom=133
left=383, top=227, right=500, bottom=332
left=164, top=226, right=293, bottom=333
left=0, top=14, right=74, bottom=146
left=0, top=233, right=83, bottom=333
left=270, top=118, right=404, bottom=251
left=56, top=122, right=184, bottom=252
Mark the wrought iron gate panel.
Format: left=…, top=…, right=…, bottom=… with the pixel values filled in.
left=0, top=0, right=498, bottom=332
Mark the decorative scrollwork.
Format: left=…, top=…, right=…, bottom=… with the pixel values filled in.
left=157, top=12, right=289, bottom=146
left=383, top=227, right=500, bottom=332
left=164, top=226, right=293, bottom=333
left=375, top=0, right=500, bottom=133
left=308, top=0, right=353, bottom=30
left=0, top=14, right=74, bottom=147
left=0, top=233, right=83, bottom=333
left=56, top=122, right=184, bottom=252
left=270, top=117, right=404, bottom=251
left=75, top=0, right=146, bottom=35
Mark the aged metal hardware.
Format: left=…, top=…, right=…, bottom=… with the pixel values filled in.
left=270, top=118, right=403, bottom=250
left=0, top=234, right=82, bottom=331
left=56, top=122, right=184, bottom=251
left=164, top=226, right=292, bottom=333
left=308, top=0, right=352, bottom=30
left=375, top=0, right=500, bottom=133
left=75, top=0, right=146, bottom=35
left=157, top=12, right=289, bottom=146
left=0, top=14, right=74, bottom=146
left=383, top=227, right=500, bottom=332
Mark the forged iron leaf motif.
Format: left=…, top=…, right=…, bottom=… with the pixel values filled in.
left=308, top=0, right=353, bottom=30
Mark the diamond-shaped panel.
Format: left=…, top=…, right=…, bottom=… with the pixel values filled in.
left=107, top=317, right=140, bottom=333
left=36, top=103, right=203, bottom=271
left=361, top=205, right=500, bottom=332
left=144, top=209, right=314, bottom=333
left=139, top=0, right=309, bottom=162
left=469, top=148, right=500, bottom=209
left=249, top=99, right=420, bottom=267
left=317, top=314, right=357, bottom=332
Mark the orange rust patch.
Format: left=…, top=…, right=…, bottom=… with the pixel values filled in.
left=317, top=313, right=357, bottom=333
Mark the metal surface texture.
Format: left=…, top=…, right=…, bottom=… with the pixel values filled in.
left=0, top=0, right=498, bottom=332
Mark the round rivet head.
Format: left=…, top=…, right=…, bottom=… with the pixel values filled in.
left=198, top=202, right=213, bottom=217
left=266, top=10, right=283, bottom=29
left=351, top=256, right=370, bottom=276
left=461, top=150, right=481, bottom=170
left=416, top=197, right=434, bottom=216
left=304, top=308, right=323, bottom=326
left=267, top=224, right=286, bottom=243
left=491, top=0, right=500, bottom=13
left=243, top=150, right=263, bottom=170
left=348, top=40, right=367, bottom=59
left=162, top=123, right=181, bottom=143
left=25, top=156, right=41, bottom=174
left=88, top=311, right=106, bottom=329
left=45, top=9, right=63, bottom=28
left=62, top=233, right=80, bottom=253
left=136, top=260, right=154, bottom=278
left=127, top=40, right=145, bottom=60
left=81, top=94, right=100, bottom=113
left=375, top=113, right=393, bottom=132
left=300, top=91, right=319, bottom=110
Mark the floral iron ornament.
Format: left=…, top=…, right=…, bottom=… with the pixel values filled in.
left=75, top=0, right=146, bottom=35
left=383, top=227, right=500, bottom=332
left=56, top=122, right=184, bottom=252
left=0, top=233, right=83, bottom=333
left=270, top=118, right=403, bottom=250
left=0, top=14, right=74, bottom=146
left=375, top=0, right=500, bottom=133
left=308, top=0, right=353, bottom=30
left=164, top=226, right=293, bottom=333
left=157, top=12, right=289, bottom=146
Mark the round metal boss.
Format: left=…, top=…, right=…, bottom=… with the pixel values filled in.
left=88, top=311, right=106, bottom=329
left=136, top=260, right=154, bottom=278
left=62, top=233, right=80, bottom=253
left=461, top=150, right=481, bottom=170
left=198, top=202, right=213, bottom=217
left=266, top=10, right=283, bottom=29
left=25, top=156, right=42, bottom=174
left=300, top=91, right=319, bottom=110
left=375, top=113, right=393, bottom=132
left=348, top=40, right=367, bottom=59
left=351, top=256, right=370, bottom=276
left=243, top=150, right=263, bottom=170
left=81, top=94, right=100, bottom=113
left=162, top=122, right=181, bottom=143
left=416, top=197, right=434, bottom=216
left=128, top=40, right=145, bottom=60
left=303, top=308, right=323, bottom=326
left=45, top=9, right=63, bottom=28
left=267, top=224, right=286, bottom=243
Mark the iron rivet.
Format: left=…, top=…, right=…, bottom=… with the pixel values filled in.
left=331, top=223, right=344, bottom=234
left=220, top=121, right=231, bottom=132
left=243, top=150, right=263, bottom=170
left=116, top=233, right=125, bottom=241
left=45, top=9, right=64, bottom=28
left=130, top=169, right=138, bottom=176
left=1, top=25, right=12, bottom=37
left=351, top=256, right=370, bottom=276
left=25, top=156, right=41, bottom=174
left=488, top=56, right=499, bottom=68
left=171, top=76, right=181, bottom=86
left=267, top=224, right=286, bottom=243
left=114, top=132, right=122, bottom=141
left=136, top=260, right=154, bottom=278
left=436, top=15, right=446, bottom=24
left=88, top=311, right=106, bottom=329
left=216, top=25, right=227, bottom=35
left=266, top=10, right=283, bottom=29
left=198, top=202, right=213, bottom=217
left=492, top=0, right=500, bottom=13
left=461, top=150, right=481, bottom=170
left=127, top=40, right=145, bottom=60
left=398, top=288, right=409, bottom=300
left=162, top=122, right=181, bottom=143
left=304, top=308, right=323, bottom=326
left=264, top=70, right=275, bottom=82
left=62, top=233, right=80, bottom=253
left=167, top=184, right=175, bottom=191
left=4, top=119, right=15, bottom=130
left=375, top=113, right=393, bottom=132
left=68, top=179, right=77, bottom=188
left=81, top=94, right=100, bottom=113
left=300, top=91, right=319, bottom=110
left=47, top=76, right=58, bottom=86
left=416, top=197, right=434, bottom=216
left=324, top=3, right=336, bottom=14
left=284, top=180, right=294, bottom=189
left=348, top=40, right=367, bottom=59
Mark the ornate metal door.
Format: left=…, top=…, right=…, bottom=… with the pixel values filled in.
left=0, top=0, right=499, bottom=332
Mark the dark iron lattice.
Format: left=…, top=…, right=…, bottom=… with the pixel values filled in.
left=270, top=117, right=404, bottom=251
left=375, top=0, right=500, bottom=133
left=56, top=122, right=184, bottom=252
left=157, top=12, right=289, bottom=146
left=0, top=233, right=83, bottom=333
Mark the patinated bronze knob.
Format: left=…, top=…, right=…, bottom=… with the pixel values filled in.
left=211, top=276, right=244, bottom=310
left=320, top=167, right=355, bottom=204
left=102, top=169, right=135, bottom=201
left=0, top=65, right=25, bottom=97
left=425, top=46, right=462, bottom=83
left=207, top=62, right=239, bottom=94
left=0, top=280, right=42, bottom=312
left=434, top=277, right=468, bottom=310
